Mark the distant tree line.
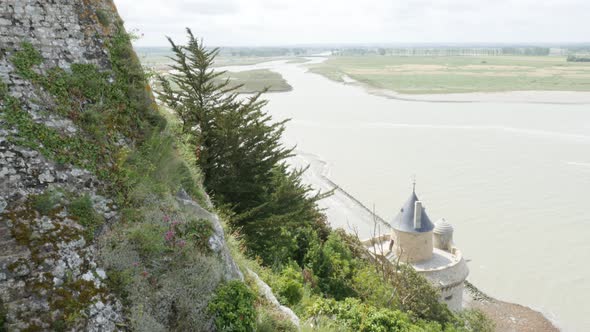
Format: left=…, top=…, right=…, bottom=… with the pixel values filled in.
left=500, top=47, right=550, bottom=55
left=219, top=47, right=310, bottom=57
left=567, top=55, right=590, bottom=62
left=332, top=46, right=551, bottom=56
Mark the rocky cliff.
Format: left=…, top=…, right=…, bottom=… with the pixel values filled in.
left=0, top=1, right=243, bottom=330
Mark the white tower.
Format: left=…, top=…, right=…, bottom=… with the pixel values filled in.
left=390, top=190, right=434, bottom=263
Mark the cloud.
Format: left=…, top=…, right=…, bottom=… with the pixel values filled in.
left=113, top=0, right=589, bottom=46
left=176, top=0, right=240, bottom=15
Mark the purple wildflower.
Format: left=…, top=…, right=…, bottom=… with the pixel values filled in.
left=165, top=229, right=175, bottom=242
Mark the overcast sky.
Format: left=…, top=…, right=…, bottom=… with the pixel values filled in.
left=114, top=0, right=589, bottom=47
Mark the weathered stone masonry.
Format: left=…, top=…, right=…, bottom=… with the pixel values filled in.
left=0, top=1, right=125, bottom=331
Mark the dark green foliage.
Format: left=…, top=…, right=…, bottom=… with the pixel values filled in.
left=567, top=55, right=590, bottom=62
left=208, top=280, right=257, bottom=332
left=275, top=264, right=304, bottom=306
left=159, top=29, right=293, bottom=209
left=305, top=232, right=358, bottom=300
left=68, top=194, right=104, bottom=240
left=234, top=167, right=330, bottom=266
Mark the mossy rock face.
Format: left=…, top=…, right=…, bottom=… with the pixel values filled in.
left=0, top=192, right=123, bottom=331
left=1, top=1, right=236, bottom=331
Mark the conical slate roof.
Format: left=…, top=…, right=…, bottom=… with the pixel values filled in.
left=391, top=191, right=434, bottom=233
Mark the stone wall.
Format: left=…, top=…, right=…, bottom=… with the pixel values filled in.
left=0, top=1, right=125, bottom=330
left=0, top=0, right=118, bottom=104
left=392, top=230, right=434, bottom=263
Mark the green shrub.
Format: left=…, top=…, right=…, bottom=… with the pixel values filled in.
left=208, top=280, right=257, bottom=332
left=128, top=224, right=169, bottom=259
left=177, top=218, right=213, bottom=251
left=305, top=232, right=357, bottom=300
left=276, top=264, right=304, bottom=306
left=255, top=307, right=297, bottom=332
left=362, top=309, right=410, bottom=332
left=457, top=309, right=495, bottom=332
left=69, top=194, right=104, bottom=240
left=307, top=298, right=414, bottom=332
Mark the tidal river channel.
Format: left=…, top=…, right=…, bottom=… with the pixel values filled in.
left=218, top=58, right=590, bottom=331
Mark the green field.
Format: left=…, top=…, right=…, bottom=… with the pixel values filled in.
left=308, top=56, right=590, bottom=94
left=137, top=48, right=302, bottom=72
left=159, top=69, right=292, bottom=94
left=220, top=69, right=292, bottom=93
left=138, top=49, right=294, bottom=94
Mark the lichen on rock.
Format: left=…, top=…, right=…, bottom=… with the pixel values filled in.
left=0, top=0, right=128, bottom=330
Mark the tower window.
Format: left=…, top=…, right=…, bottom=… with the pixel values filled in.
left=444, top=295, right=453, bottom=301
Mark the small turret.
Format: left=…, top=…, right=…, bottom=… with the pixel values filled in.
left=433, top=218, right=454, bottom=251
left=390, top=190, right=434, bottom=263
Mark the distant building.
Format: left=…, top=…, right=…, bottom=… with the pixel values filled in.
left=364, top=188, right=469, bottom=311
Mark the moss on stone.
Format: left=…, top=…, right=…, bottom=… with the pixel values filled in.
left=2, top=97, right=104, bottom=174
left=11, top=42, right=43, bottom=81
left=2, top=194, right=110, bottom=329
left=68, top=194, right=104, bottom=241
left=32, top=190, right=61, bottom=215
left=95, top=9, right=111, bottom=27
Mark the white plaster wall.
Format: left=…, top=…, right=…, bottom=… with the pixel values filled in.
left=392, top=230, right=433, bottom=263
left=440, top=283, right=465, bottom=311
left=433, top=232, right=452, bottom=251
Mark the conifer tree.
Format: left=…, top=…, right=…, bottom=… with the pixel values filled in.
left=159, top=29, right=330, bottom=266
left=159, top=28, right=292, bottom=208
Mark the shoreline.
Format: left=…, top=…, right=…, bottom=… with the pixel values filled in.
left=289, top=151, right=561, bottom=331
left=304, top=62, right=590, bottom=105
left=464, top=281, right=561, bottom=332
left=365, top=86, right=590, bottom=105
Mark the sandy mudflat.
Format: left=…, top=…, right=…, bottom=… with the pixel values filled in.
left=369, top=88, right=590, bottom=105
left=464, top=282, right=560, bottom=332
